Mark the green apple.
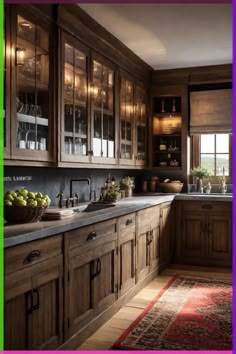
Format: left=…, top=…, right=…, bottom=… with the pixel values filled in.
left=36, top=192, right=43, bottom=199
left=17, top=195, right=24, bottom=200
left=36, top=198, right=46, bottom=207
left=18, top=188, right=28, bottom=199
left=27, top=199, right=38, bottom=207
left=13, top=197, right=27, bottom=206
left=5, top=193, right=14, bottom=202
left=4, top=200, right=12, bottom=206
left=5, top=191, right=17, bottom=199
left=43, top=194, right=51, bottom=206
left=28, top=191, right=36, bottom=199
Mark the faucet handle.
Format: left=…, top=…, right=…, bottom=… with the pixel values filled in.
left=56, top=193, right=64, bottom=208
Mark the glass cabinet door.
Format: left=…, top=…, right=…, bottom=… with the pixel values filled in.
left=92, top=59, right=115, bottom=159
left=15, top=15, right=50, bottom=155
left=4, top=6, right=11, bottom=158
left=135, top=85, right=147, bottom=163
left=120, top=77, right=134, bottom=161
left=63, top=40, right=88, bottom=161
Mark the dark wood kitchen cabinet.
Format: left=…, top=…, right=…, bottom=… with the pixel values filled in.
left=136, top=206, right=160, bottom=282
left=159, top=202, right=174, bottom=270
left=4, top=235, right=63, bottom=350
left=117, top=213, right=136, bottom=296
left=119, top=71, right=148, bottom=167
left=151, top=85, right=188, bottom=186
left=65, top=219, right=118, bottom=339
left=91, top=54, right=117, bottom=164
left=60, top=32, right=90, bottom=164
left=5, top=5, right=56, bottom=165
left=176, top=201, right=232, bottom=267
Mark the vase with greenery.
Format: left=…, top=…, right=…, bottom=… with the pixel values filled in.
left=120, top=176, right=135, bottom=197
left=191, top=166, right=210, bottom=193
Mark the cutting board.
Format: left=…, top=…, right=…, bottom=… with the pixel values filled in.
left=42, top=208, right=74, bottom=220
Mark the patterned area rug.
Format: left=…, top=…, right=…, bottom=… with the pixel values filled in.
left=113, top=275, right=232, bottom=350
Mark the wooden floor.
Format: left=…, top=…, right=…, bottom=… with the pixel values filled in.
left=78, top=264, right=231, bottom=350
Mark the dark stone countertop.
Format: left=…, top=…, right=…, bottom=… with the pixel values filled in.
left=4, top=194, right=232, bottom=248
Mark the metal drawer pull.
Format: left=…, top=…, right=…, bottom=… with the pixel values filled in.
left=26, top=250, right=41, bottom=263
left=202, top=204, right=213, bottom=209
left=126, top=219, right=133, bottom=226
left=87, top=231, right=97, bottom=240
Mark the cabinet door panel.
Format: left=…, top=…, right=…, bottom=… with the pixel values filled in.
left=160, top=204, right=172, bottom=267
left=69, top=250, right=94, bottom=335
left=181, top=212, right=206, bottom=258
left=208, top=215, right=231, bottom=264
left=5, top=294, right=27, bottom=350
left=149, top=226, right=160, bottom=272
left=118, top=230, right=135, bottom=296
left=136, top=232, right=149, bottom=282
left=28, top=258, right=63, bottom=350
left=94, top=240, right=117, bottom=314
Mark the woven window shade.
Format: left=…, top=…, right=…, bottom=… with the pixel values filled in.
left=190, top=89, right=232, bottom=134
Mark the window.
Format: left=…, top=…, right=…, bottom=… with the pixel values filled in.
left=192, top=133, right=232, bottom=181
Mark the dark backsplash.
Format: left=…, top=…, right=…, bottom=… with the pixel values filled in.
left=4, top=167, right=186, bottom=206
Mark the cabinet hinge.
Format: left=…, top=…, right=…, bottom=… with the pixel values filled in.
left=68, top=272, right=70, bottom=282
left=68, top=319, right=70, bottom=328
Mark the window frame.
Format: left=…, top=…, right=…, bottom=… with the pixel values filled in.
left=191, top=133, right=232, bottom=184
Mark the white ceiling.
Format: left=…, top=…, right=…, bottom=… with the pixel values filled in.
left=79, top=4, right=232, bottom=70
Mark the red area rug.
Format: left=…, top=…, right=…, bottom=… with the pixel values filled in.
left=113, top=275, right=232, bottom=350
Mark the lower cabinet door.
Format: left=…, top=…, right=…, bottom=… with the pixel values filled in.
left=207, top=214, right=232, bottom=265
left=93, top=238, right=118, bottom=315
left=5, top=292, right=29, bottom=349
left=68, top=249, right=95, bottom=336
left=181, top=212, right=206, bottom=260
left=160, top=203, right=172, bottom=268
left=4, top=256, right=63, bottom=350
left=149, top=225, right=160, bottom=272
left=118, top=227, right=136, bottom=296
left=28, top=256, right=64, bottom=350
left=136, top=230, right=150, bottom=283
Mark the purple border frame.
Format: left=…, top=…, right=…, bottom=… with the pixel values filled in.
left=2, top=1, right=234, bottom=354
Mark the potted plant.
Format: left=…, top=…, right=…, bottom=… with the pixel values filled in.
left=120, top=176, right=135, bottom=197
left=191, top=166, right=210, bottom=193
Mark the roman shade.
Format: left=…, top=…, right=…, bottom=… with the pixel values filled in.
left=190, top=89, right=232, bottom=134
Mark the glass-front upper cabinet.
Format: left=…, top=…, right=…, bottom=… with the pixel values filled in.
left=91, top=57, right=116, bottom=163
left=61, top=34, right=90, bottom=163
left=13, top=12, right=53, bottom=161
left=135, top=85, right=147, bottom=165
left=120, top=74, right=135, bottom=165
left=4, top=6, right=11, bottom=158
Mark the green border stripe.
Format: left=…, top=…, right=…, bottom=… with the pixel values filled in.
left=0, top=0, right=4, bottom=350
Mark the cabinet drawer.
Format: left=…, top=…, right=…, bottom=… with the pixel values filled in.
left=182, top=201, right=231, bottom=213
left=68, top=218, right=117, bottom=251
left=119, top=213, right=136, bottom=232
left=137, top=206, right=160, bottom=234
left=5, top=234, right=63, bottom=275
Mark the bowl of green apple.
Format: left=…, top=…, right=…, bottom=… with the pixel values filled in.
left=4, top=189, right=51, bottom=224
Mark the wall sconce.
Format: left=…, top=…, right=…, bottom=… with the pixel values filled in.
left=16, top=47, right=26, bottom=66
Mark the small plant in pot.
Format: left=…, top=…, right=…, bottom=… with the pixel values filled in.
left=191, top=166, right=210, bottom=193
left=120, top=176, right=135, bottom=197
